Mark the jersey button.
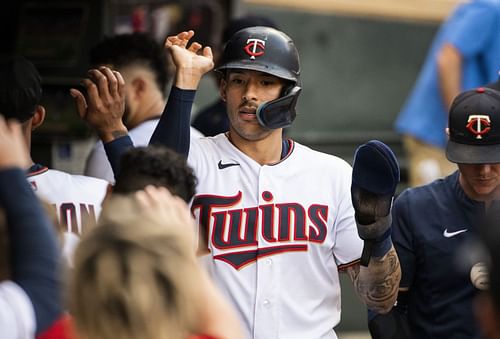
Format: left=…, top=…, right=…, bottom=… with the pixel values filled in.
left=266, top=258, right=272, bottom=265
left=263, top=299, right=271, bottom=308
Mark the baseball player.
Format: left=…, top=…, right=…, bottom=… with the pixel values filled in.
left=370, top=87, right=500, bottom=339
left=0, top=56, right=108, bottom=265
left=82, top=33, right=203, bottom=184
left=75, top=27, right=401, bottom=339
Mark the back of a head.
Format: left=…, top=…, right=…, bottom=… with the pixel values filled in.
left=113, top=145, right=197, bottom=202
left=0, top=55, right=42, bottom=122
left=89, top=33, right=169, bottom=93
left=70, top=195, right=199, bottom=339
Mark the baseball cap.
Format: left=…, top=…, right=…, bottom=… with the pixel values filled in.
left=0, top=56, right=42, bottom=122
left=446, top=87, right=500, bottom=164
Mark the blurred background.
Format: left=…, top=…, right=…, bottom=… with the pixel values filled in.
left=0, top=0, right=462, bottom=337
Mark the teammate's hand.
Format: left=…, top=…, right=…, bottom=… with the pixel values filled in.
left=0, top=116, right=31, bottom=170
left=70, top=66, right=128, bottom=143
left=165, top=30, right=214, bottom=90
left=135, top=185, right=196, bottom=250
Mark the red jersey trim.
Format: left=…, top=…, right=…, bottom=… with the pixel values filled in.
left=268, top=139, right=294, bottom=166
left=27, top=165, right=49, bottom=177
left=277, top=139, right=294, bottom=164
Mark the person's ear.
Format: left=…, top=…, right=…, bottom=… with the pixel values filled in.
left=219, top=78, right=227, bottom=102
left=131, top=77, right=146, bottom=99
left=31, top=105, right=46, bottom=130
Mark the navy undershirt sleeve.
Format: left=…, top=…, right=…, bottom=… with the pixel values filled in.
left=0, top=168, right=61, bottom=334
left=103, top=135, right=134, bottom=180
left=149, top=86, right=196, bottom=156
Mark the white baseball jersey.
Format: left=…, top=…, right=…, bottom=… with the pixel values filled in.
left=0, top=281, right=35, bottom=339
left=188, top=134, right=363, bottom=339
left=27, top=166, right=108, bottom=265
left=85, top=118, right=204, bottom=183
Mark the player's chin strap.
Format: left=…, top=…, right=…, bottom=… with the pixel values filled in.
left=256, top=86, right=302, bottom=129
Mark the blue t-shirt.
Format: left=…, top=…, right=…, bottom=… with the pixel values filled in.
left=393, top=171, right=485, bottom=338
left=395, top=0, right=500, bottom=148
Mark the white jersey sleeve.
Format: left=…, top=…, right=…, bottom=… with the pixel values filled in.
left=330, top=160, right=364, bottom=267
left=84, top=141, right=114, bottom=183
left=190, top=126, right=204, bottom=138
left=0, top=281, right=36, bottom=339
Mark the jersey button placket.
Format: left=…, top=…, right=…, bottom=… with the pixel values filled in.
left=254, top=166, right=279, bottom=339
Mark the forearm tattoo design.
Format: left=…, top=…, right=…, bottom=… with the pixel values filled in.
left=346, top=246, right=401, bottom=313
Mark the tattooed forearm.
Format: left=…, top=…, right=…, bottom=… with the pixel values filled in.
left=345, top=246, right=401, bottom=313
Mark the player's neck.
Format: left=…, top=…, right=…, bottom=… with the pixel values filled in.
left=127, top=95, right=165, bottom=129
left=227, top=130, right=283, bottom=165
left=23, top=126, right=36, bottom=169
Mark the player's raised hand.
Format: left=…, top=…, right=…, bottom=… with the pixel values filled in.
left=135, top=185, right=197, bottom=250
left=165, top=30, right=214, bottom=90
left=70, top=66, right=128, bottom=143
left=0, top=116, right=31, bottom=170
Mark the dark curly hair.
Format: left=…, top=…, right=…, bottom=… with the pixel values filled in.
left=113, top=146, right=197, bottom=202
left=89, top=33, right=169, bottom=93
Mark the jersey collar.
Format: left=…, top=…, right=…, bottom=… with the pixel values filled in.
left=27, top=163, right=49, bottom=177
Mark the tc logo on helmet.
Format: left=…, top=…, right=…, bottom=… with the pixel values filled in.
left=466, top=114, right=491, bottom=139
left=244, top=38, right=266, bottom=60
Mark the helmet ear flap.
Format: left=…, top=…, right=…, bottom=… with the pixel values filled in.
left=256, top=86, right=302, bottom=129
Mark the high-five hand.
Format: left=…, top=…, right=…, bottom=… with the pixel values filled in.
left=165, top=30, right=214, bottom=89
left=70, top=66, right=128, bottom=143
left=135, top=185, right=197, bottom=252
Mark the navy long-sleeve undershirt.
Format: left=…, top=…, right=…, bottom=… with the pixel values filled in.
left=149, top=86, right=195, bottom=156
left=0, top=167, right=61, bottom=334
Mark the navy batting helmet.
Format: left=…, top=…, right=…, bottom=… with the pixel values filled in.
left=216, top=26, right=300, bottom=83
left=216, top=26, right=302, bottom=129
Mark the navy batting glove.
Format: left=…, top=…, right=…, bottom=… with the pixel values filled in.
left=351, top=140, right=400, bottom=266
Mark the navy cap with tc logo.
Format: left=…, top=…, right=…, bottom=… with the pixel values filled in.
left=446, top=87, right=500, bottom=164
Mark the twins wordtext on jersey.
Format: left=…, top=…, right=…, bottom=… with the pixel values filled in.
left=192, top=189, right=328, bottom=270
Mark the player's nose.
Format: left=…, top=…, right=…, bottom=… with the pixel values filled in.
left=242, top=81, right=258, bottom=102
left=477, top=164, right=492, bottom=175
